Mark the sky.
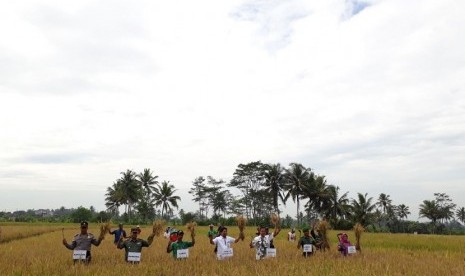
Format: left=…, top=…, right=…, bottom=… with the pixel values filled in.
left=1, top=0, right=464, bottom=220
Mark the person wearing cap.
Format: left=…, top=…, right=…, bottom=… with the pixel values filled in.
left=207, top=224, right=218, bottom=239
left=297, top=228, right=317, bottom=257
left=167, top=230, right=195, bottom=259
left=210, top=227, right=243, bottom=260
left=117, top=227, right=155, bottom=263
left=337, top=232, right=352, bottom=256
left=250, top=225, right=278, bottom=260
left=62, top=221, right=103, bottom=263
left=109, top=223, right=127, bottom=245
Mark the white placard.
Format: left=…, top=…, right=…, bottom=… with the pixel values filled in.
left=303, top=244, right=313, bottom=253
left=73, top=250, right=87, bottom=260
left=127, top=252, right=141, bottom=262
left=347, top=246, right=356, bottom=254
left=217, top=248, right=234, bottom=259
left=266, top=248, right=276, bottom=257
left=177, top=249, right=189, bottom=259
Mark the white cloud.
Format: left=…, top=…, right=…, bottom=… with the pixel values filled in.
left=0, top=0, right=464, bottom=220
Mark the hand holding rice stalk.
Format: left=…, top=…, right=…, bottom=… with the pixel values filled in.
left=186, top=221, right=197, bottom=238
left=98, top=222, right=111, bottom=241
left=354, top=223, right=365, bottom=252
left=152, top=219, right=166, bottom=237
left=271, top=213, right=280, bottom=228
left=236, top=215, right=247, bottom=240
left=317, top=220, right=330, bottom=250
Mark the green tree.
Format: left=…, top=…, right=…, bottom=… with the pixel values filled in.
left=188, top=176, right=208, bottom=219
left=419, top=200, right=440, bottom=225
left=262, top=163, right=288, bottom=215
left=456, top=207, right=465, bottom=224
left=397, top=204, right=410, bottom=220
left=350, top=193, right=376, bottom=226
left=154, top=181, right=181, bottom=218
left=105, top=180, right=124, bottom=217
left=70, top=206, right=93, bottom=223
left=228, top=161, right=265, bottom=220
left=137, top=168, right=159, bottom=196
left=119, top=169, right=142, bottom=220
left=285, top=163, right=311, bottom=225
left=377, top=193, right=392, bottom=214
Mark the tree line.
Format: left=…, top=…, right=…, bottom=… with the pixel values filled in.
left=102, top=161, right=465, bottom=234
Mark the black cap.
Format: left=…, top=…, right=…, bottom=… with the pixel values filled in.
left=131, top=228, right=138, bottom=233
left=177, top=230, right=184, bottom=235
left=80, top=221, right=88, bottom=227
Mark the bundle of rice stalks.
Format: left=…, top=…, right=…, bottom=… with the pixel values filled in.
left=98, top=222, right=111, bottom=240
left=354, top=223, right=365, bottom=252
left=236, top=215, right=247, bottom=240
left=152, top=219, right=165, bottom=237
left=317, top=220, right=330, bottom=250
left=186, top=221, right=197, bottom=237
left=271, top=213, right=280, bottom=227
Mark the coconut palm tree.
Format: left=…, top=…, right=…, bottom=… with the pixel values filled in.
left=397, top=204, right=410, bottom=220
left=263, top=163, right=288, bottom=215
left=285, top=163, right=312, bottom=225
left=351, top=193, right=377, bottom=226
left=419, top=200, right=441, bottom=225
left=325, top=185, right=350, bottom=224
left=154, top=181, right=181, bottom=218
left=118, top=169, right=142, bottom=220
left=456, top=207, right=465, bottom=225
left=377, top=193, right=392, bottom=214
left=137, top=168, right=159, bottom=196
left=105, top=180, right=124, bottom=217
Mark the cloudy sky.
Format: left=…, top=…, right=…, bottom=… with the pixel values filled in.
left=1, top=0, right=464, bottom=220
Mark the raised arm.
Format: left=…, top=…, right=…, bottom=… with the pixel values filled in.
left=166, top=240, right=173, bottom=253
left=273, top=226, right=281, bottom=237
left=147, top=233, right=155, bottom=246
left=117, top=237, right=125, bottom=250
left=62, top=239, right=76, bottom=250
left=209, top=236, right=215, bottom=245
left=91, top=237, right=102, bottom=246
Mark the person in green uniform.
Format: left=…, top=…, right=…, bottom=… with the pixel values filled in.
left=297, top=228, right=316, bottom=257
left=62, top=221, right=103, bottom=264
left=207, top=224, right=218, bottom=239
left=117, top=227, right=155, bottom=263
left=167, top=230, right=195, bottom=259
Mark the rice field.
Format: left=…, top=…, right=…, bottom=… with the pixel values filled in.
left=0, top=223, right=464, bottom=275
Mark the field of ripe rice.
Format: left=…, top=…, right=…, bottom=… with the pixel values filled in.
left=0, top=224, right=464, bottom=275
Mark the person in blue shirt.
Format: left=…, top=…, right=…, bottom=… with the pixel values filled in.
left=109, top=223, right=127, bottom=245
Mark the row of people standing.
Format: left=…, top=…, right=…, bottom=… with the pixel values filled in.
left=62, top=221, right=352, bottom=264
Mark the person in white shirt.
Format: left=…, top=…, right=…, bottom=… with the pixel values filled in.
left=209, top=227, right=243, bottom=260
left=250, top=225, right=280, bottom=260
left=288, top=228, right=296, bottom=242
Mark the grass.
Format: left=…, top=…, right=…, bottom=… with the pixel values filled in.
left=0, top=224, right=464, bottom=275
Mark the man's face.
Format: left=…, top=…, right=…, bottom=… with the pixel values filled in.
left=259, top=228, right=266, bottom=237
left=177, top=233, right=184, bottom=242
left=80, top=225, right=88, bottom=234
left=131, top=231, right=138, bottom=239
left=221, top=228, right=227, bottom=237
left=119, top=225, right=123, bottom=230
left=304, top=230, right=310, bottom=237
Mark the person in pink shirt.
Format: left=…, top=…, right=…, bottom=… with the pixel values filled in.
left=337, top=232, right=352, bottom=256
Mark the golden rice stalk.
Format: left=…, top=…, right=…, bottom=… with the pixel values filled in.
left=186, top=221, right=197, bottom=237
left=354, top=223, right=365, bottom=252
left=235, top=215, right=247, bottom=239
left=271, top=213, right=280, bottom=227
left=0, top=226, right=2, bottom=242
left=98, top=222, right=110, bottom=240
left=152, top=219, right=165, bottom=236
left=317, top=220, right=331, bottom=250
